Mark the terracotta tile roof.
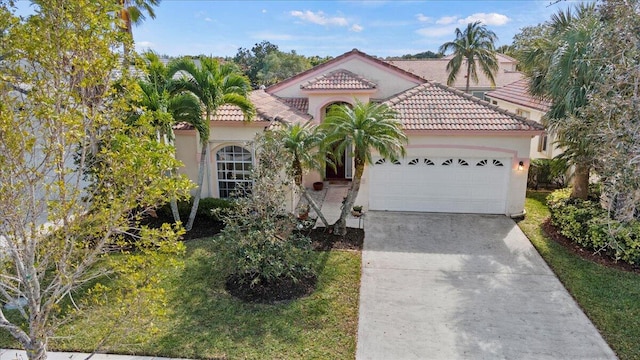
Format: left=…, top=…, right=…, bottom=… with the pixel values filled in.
left=174, top=90, right=311, bottom=130
left=266, top=48, right=426, bottom=93
left=278, top=97, right=309, bottom=114
left=387, top=57, right=522, bottom=89
left=384, top=82, right=543, bottom=132
left=300, top=69, right=377, bottom=91
left=484, top=79, right=551, bottom=112
left=251, top=89, right=312, bottom=124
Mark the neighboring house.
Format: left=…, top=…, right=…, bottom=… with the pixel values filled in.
left=387, top=53, right=523, bottom=99
left=484, top=79, right=560, bottom=160
left=174, top=49, right=543, bottom=217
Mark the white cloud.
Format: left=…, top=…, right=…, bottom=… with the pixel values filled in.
left=290, top=10, right=349, bottom=26
left=262, top=9, right=267, bottom=13
left=416, top=13, right=432, bottom=22
left=416, top=25, right=457, bottom=38
left=204, top=17, right=212, bottom=22
left=350, top=24, right=363, bottom=32
left=459, top=13, right=510, bottom=26
left=436, top=16, right=458, bottom=25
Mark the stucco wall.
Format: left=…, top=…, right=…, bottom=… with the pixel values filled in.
left=174, top=122, right=299, bottom=211
left=271, top=57, right=422, bottom=100
left=486, top=98, right=563, bottom=159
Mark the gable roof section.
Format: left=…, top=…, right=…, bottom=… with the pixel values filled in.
left=266, top=48, right=426, bottom=94
left=384, top=82, right=543, bottom=133
left=484, top=79, right=551, bottom=112
left=300, top=69, right=377, bottom=91
left=386, top=58, right=522, bottom=89
left=174, top=90, right=311, bottom=130
left=277, top=97, right=309, bottom=114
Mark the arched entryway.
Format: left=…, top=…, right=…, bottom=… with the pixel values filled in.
left=323, top=101, right=353, bottom=180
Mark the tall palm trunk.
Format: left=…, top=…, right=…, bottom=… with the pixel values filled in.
left=465, top=60, right=472, bottom=93
left=333, top=160, right=364, bottom=236
left=186, top=141, right=208, bottom=231
left=571, top=162, right=590, bottom=200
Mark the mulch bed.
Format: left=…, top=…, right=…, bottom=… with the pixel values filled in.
left=542, top=219, right=640, bottom=274
left=225, top=272, right=317, bottom=303
left=143, top=216, right=224, bottom=241
left=307, top=227, right=364, bottom=251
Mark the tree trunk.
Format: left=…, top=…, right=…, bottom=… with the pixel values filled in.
left=465, top=60, right=472, bottom=93
left=185, top=141, right=208, bottom=231
left=571, top=162, right=590, bottom=200
left=333, top=162, right=364, bottom=236
left=301, top=187, right=329, bottom=227
left=170, top=197, right=181, bottom=223
left=24, top=339, right=47, bottom=360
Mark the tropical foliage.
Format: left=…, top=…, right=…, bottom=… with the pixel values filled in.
left=439, top=21, right=499, bottom=93
left=515, top=4, right=599, bottom=199
left=321, top=100, right=407, bottom=236
left=168, top=57, right=254, bottom=231
left=276, top=120, right=330, bottom=227
left=131, top=51, right=201, bottom=222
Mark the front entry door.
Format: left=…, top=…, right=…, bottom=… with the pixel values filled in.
left=326, top=145, right=346, bottom=179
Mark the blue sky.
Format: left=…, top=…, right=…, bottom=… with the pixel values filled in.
left=17, top=0, right=592, bottom=58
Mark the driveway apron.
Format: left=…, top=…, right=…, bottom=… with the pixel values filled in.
left=356, top=212, right=617, bottom=360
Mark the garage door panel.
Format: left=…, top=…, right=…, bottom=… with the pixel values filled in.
left=369, top=157, right=509, bottom=214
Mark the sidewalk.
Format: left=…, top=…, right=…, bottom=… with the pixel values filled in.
left=0, top=350, right=190, bottom=360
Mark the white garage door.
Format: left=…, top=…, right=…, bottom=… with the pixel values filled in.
left=369, top=157, right=510, bottom=214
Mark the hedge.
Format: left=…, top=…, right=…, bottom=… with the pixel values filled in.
left=547, top=188, right=640, bottom=264
left=157, top=197, right=234, bottom=222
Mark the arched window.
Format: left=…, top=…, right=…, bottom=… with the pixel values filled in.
left=216, top=145, right=252, bottom=198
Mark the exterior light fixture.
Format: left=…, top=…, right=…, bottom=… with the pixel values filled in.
left=518, top=161, right=524, bottom=171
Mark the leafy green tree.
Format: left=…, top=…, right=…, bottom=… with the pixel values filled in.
left=438, top=21, right=499, bottom=93
left=275, top=120, right=330, bottom=227
left=168, top=57, right=255, bottom=231
left=516, top=3, right=599, bottom=199
left=321, top=100, right=407, bottom=236
left=233, top=40, right=280, bottom=87
left=582, top=0, right=640, bottom=220
left=0, top=1, right=190, bottom=359
left=307, top=55, right=333, bottom=67
left=257, top=50, right=312, bottom=86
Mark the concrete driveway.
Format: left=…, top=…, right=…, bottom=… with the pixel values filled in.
left=356, top=212, right=617, bottom=360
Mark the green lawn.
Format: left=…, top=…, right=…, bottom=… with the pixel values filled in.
left=0, top=239, right=361, bottom=360
left=519, top=191, right=640, bottom=360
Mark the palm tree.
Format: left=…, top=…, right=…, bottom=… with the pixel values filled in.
left=517, top=4, right=599, bottom=199
left=168, top=57, right=255, bottom=231
left=321, top=100, right=407, bottom=236
left=117, top=0, right=161, bottom=56
left=275, top=120, right=330, bottom=227
left=439, top=21, right=499, bottom=93
left=118, top=0, right=160, bottom=37
left=133, top=52, right=201, bottom=222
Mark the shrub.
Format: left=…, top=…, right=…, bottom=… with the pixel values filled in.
left=547, top=188, right=640, bottom=264
left=213, top=132, right=316, bottom=288
left=197, top=197, right=234, bottom=220
left=527, top=158, right=568, bottom=189
left=157, top=197, right=234, bottom=222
